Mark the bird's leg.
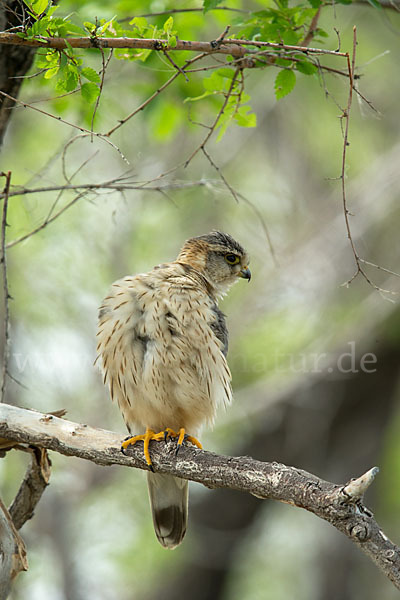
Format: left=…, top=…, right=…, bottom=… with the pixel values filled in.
left=121, top=428, right=165, bottom=471
left=121, top=427, right=203, bottom=467
left=163, top=427, right=178, bottom=441
left=175, top=428, right=202, bottom=455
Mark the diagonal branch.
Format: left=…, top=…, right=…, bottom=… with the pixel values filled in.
left=0, top=402, right=400, bottom=590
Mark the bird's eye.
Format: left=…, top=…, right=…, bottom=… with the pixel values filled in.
left=225, top=253, right=240, bottom=265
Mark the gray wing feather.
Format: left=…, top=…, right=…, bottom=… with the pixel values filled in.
left=210, top=304, right=228, bottom=357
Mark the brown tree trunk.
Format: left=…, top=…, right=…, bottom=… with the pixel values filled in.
left=0, top=1, right=36, bottom=147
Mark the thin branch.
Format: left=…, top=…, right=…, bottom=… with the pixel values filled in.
left=132, top=7, right=250, bottom=18
left=0, top=33, right=347, bottom=57
left=0, top=171, right=11, bottom=403
left=0, top=90, right=93, bottom=135
left=339, top=28, right=397, bottom=296
left=90, top=47, right=112, bottom=136
left=0, top=180, right=207, bottom=200
left=184, top=68, right=240, bottom=168
left=105, top=52, right=207, bottom=137
left=6, top=192, right=86, bottom=250
left=3, top=180, right=207, bottom=249
left=162, top=50, right=189, bottom=82
left=1, top=403, right=400, bottom=590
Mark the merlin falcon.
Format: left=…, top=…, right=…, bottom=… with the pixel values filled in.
left=96, top=231, right=251, bottom=548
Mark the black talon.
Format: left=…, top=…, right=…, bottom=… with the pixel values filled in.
left=121, top=445, right=128, bottom=456
left=149, top=464, right=155, bottom=473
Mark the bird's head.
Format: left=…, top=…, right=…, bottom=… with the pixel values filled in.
left=176, top=231, right=251, bottom=297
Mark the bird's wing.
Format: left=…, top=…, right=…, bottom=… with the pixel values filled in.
left=96, top=267, right=232, bottom=431
left=96, top=274, right=149, bottom=429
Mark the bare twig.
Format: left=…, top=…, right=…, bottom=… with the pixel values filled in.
left=201, top=148, right=278, bottom=266
left=90, top=48, right=113, bottom=136
left=105, top=52, right=207, bottom=137
left=3, top=180, right=207, bottom=248
left=1, top=403, right=400, bottom=590
left=0, top=180, right=207, bottom=201
left=201, top=146, right=239, bottom=202
left=6, top=192, right=86, bottom=250
left=132, top=7, right=249, bottom=18
left=339, top=28, right=397, bottom=296
left=162, top=50, right=189, bottom=82
left=184, top=68, right=240, bottom=168
left=0, top=171, right=11, bottom=403
left=0, top=90, right=93, bottom=135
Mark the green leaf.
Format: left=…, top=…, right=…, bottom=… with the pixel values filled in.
left=63, top=65, right=79, bottom=91
left=163, top=16, right=173, bottom=33
left=274, top=69, right=296, bottom=100
left=296, top=60, right=318, bottom=75
left=129, top=16, right=148, bottom=35
left=44, top=66, right=59, bottom=79
left=365, top=0, right=382, bottom=7
left=203, top=72, right=224, bottom=92
left=216, top=68, right=235, bottom=79
left=31, top=0, right=48, bottom=14
left=55, top=77, right=68, bottom=93
left=234, top=106, right=257, bottom=128
left=184, top=90, right=214, bottom=103
left=83, top=21, right=96, bottom=33
left=65, top=23, right=87, bottom=36
left=99, top=17, right=116, bottom=35
left=81, top=67, right=100, bottom=83
left=315, top=28, right=329, bottom=37
left=81, top=82, right=100, bottom=103
left=150, top=100, right=182, bottom=141
left=203, top=0, right=224, bottom=13
left=307, top=0, right=322, bottom=7
left=169, top=35, right=177, bottom=48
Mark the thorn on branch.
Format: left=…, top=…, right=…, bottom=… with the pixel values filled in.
left=342, top=466, right=380, bottom=502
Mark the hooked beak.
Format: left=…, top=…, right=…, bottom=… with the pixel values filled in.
left=238, top=266, right=251, bottom=282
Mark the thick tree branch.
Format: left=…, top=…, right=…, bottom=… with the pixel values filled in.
left=0, top=498, right=27, bottom=600
left=8, top=445, right=51, bottom=530
left=0, top=403, right=400, bottom=589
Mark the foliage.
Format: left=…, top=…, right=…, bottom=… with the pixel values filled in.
left=16, top=0, right=355, bottom=135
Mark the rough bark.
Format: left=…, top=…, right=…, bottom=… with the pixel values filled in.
left=1, top=402, right=400, bottom=591
left=0, top=498, right=27, bottom=600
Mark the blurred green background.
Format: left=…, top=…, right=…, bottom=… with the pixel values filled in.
left=1, top=0, right=400, bottom=598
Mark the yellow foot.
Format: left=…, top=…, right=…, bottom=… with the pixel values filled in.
left=121, top=428, right=202, bottom=468
left=175, top=428, right=202, bottom=455
left=121, top=428, right=165, bottom=472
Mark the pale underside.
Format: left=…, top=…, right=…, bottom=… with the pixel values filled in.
left=96, top=263, right=232, bottom=436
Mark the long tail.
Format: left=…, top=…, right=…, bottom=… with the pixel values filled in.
left=147, top=472, right=188, bottom=549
